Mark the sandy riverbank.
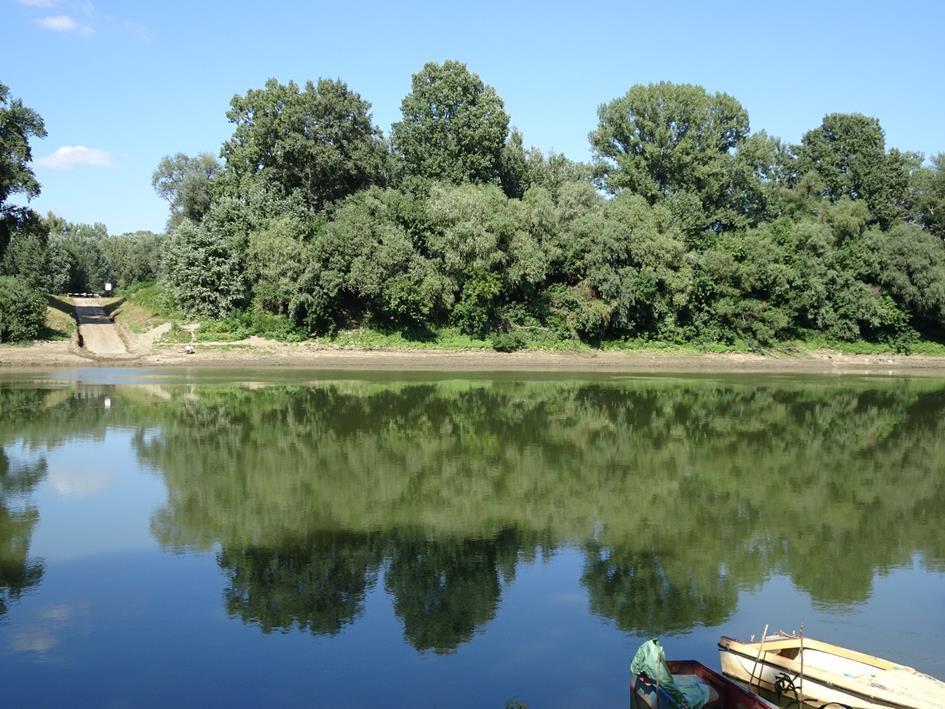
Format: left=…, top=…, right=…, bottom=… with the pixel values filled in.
left=3, top=336, right=945, bottom=374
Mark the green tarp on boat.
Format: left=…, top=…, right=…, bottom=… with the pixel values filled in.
left=630, top=639, right=710, bottom=709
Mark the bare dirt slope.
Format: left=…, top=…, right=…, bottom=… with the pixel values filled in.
left=73, top=297, right=131, bottom=357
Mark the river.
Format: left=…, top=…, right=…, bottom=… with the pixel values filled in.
left=1, top=369, right=943, bottom=707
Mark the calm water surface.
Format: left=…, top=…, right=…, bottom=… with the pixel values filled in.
left=1, top=368, right=944, bottom=707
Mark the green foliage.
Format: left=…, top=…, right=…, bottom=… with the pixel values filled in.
left=161, top=220, right=246, bottom=317
left=123, top=281, right=178, bottom=318
left=195, top=310, right=305, bottom=342
left=866, top=222, right=945, bottom=326
left=117, top=72, right=945, bottom=352
left=490, top=330, right=526, bottom=352
left=392, top=61, right=510, bottom=185
left=452, top=268, right=502, bottom=336
left=0, top=276, right=47, bottom=342
left=914, top=154, right=945, bottom=240
left=222, top=78, right=387, bottom=212
left=545, top=283, right=613, bottom=340
left=590, top=82, right=774, bottom=233
left=795, top=113, right=920, bottom=228
left=305, top=187, right=448, bottom=333
left=44, top=215, right=132, bottom=293
left=152, top=153, right=221, bottom=229
left=246, top=217, right=312, bottom=318
left=0, top=83, right=46, bottom=261
left=584, top=194, right=692, bottom=337
left=99, top=231, right=165, bottom=290
left=0, top=220, right=51, bottom=291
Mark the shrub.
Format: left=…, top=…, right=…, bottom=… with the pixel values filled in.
left=0, top=276, right=47, bottom=342
left=491, top=330, right=526, bottom=352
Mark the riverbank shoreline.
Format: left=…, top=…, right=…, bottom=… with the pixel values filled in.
left=4, top=338, right=945, bottom=374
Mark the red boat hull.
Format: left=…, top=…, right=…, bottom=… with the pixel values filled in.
left=631, top=659, right=774, bottom=709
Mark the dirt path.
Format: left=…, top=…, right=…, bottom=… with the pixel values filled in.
left=72, top=297, right=131, bottom=357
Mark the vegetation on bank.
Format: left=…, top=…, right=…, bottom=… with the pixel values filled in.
left=2, top=68, right=945, bottom=351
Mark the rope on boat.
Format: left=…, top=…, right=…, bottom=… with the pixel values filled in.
left=772, top=672, right=852, bottom=709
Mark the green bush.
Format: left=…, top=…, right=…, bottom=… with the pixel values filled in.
left=195, top=309, right=306, bottom=342
left=491, top=330, right=526, bottom=352
left=0, top=276, right=47, bottom=342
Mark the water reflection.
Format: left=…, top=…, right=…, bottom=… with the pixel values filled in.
left=0, top=387, right=51, bottom=617
left=0, top=447, right=45, bottom=617
left=3, top=376, right=945, bottom=652
left=219, top=531, right=383, bottom=636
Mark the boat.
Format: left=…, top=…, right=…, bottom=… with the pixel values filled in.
left=719, top=632, right=945, bottom=708
left=630, top=639, right=777, bottom=708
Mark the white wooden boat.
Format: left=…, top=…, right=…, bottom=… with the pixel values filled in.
left=719, top=633, right=945, bottom=708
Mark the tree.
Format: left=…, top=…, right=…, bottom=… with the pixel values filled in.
left=0, top=84, right=47, bottom=260
left=0, top=211, right=51, bottom=290
left=100, top=231, right=166, bottom=289
left=221, top=78, right=387, bottom=212
left=866, top=222, right=945, bottom=328
left=391, top=61, right=510, bottom=185
left=151, top=153, right=221, bottom=229
left=795, top=113, right=919, bottom=228
left=0, top=276, right=46, bottom=342
left=590, top=82, right=772, bottom=232
left=47, top=220, right=113, bottom=293
left=307, top=187, right=447, bottom=331
left=161, top=220, right=246, bottom=317
left=914, top=154, right=945, bottom=240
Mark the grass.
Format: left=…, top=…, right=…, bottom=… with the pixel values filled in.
left=114, top=282, right=181, bottom=333
left=194, top=311, right=306, bottom=343
left=599, top=338, right=751, bottom=354
left=786, top=336, right=945, bottom=357
left=312, top=327, right=493, bottom=350
left=40, top=295, right=77, bottom=341
left=156, top=323, right=192, bottom=346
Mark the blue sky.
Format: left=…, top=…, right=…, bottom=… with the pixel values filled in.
left=4, top=0, right=944, bottom=235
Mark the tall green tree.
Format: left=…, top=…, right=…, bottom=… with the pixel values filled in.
left=795, top=113, right=919, bottom=228
left=151, top=152, right=221, bottom=229
left=221, top=78, right=387, bottom=212
left=161, top=220, right=246, bottom=317
left=0, top=83, right=47, bottom=260
left=590, top=82, right=774, bottom=233
left=391, top=61, right=510, bottom=186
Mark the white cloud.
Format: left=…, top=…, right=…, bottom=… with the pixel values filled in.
left=35, top=146, right=117, bottom=171
left=9, top=631, right=58, bottom=654
left=47, top=468, right=114, bottom=495
left=35, top=14, right=93, bottom=36
left=18, top=0, right=59, bottom=7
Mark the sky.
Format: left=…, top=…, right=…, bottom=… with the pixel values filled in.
left=3, top=0, right=944, bottom=235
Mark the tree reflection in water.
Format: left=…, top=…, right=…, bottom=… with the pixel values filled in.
left=0, top=386, right=53, bottom=617
left=4, top=376, right=945, bottom=647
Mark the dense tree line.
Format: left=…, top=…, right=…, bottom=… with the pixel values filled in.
left=3, top=66, right=945, bottom=347
left=148, top=62, right=945, bottom=348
